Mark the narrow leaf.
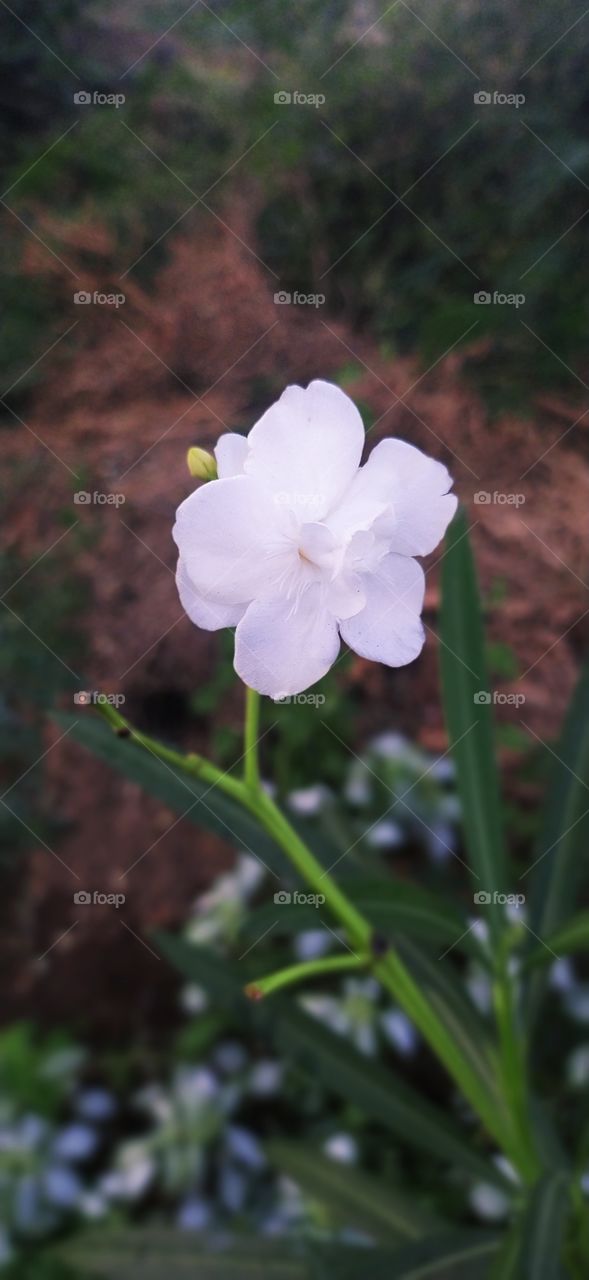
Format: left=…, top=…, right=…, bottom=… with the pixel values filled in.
left=348, top=1231, right=500, bottom=1279
left=525, top=665, right=589, bottom=1026
left=242, top=878, right=473, bottom=952
left=57, top=1230, right=310, bottom=1279
left=439, top=510, right=507, bottom=940
left=520, top=1171, right=571, bottom=1280
left=267, top=1141, right=433, bottom=1243
left=54, top=711, right=288, bottom=879
left=396, top=939, right=501, bottom=1105
left=157, top=936, right=509, bottom=1190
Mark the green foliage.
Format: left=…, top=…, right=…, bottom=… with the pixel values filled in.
left=4, top=0, right=589, bottom=403
left=0, top=1023, right=82, bottom=1118
left=439, top=507, right=507, bottom=938
left=156, top=936, right=508, bottom=1190
left=55, top=508, right=589, bottom=1269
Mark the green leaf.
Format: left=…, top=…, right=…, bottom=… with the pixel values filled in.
left=396, top=939, right=500, bottom=1105
left=55, top=1231, right=503, bottom=1280
left=157, top=934, right=255, bottom=1022
left=242, top=878, right=474, bottom=952
left=519, top=1171, right=571, bottom=1280
left=525, top=912, right=589, bottom=971
left=276, top=1007, right=509, bottom=1191
left=525, top=665, right=589, bottom=1025
left=157, top=936, right=509, bottom=1190
left=56, top=1230, right=311, bottom=1279
left=267, top=1141, right=433, bottom=1243
left=439, top=509, right=508, bottom=941
left=486, top=1221, right=525, bottom=1280
left=352, top=879, right=471, bottom=947
left=53, top=711, right=289, bottom=879
left=341, top=1231, right=500, bottom=1279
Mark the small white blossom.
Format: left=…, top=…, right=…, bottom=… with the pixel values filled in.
left=287, top=784, right=332, bottom=816
left=365, top=818, right=404, bottom=849
left=323, top=1133, right=358, bottom=1164
left=469, top=1182, right=510, bottom=1222
left=173, top=381, right=457, bottom=698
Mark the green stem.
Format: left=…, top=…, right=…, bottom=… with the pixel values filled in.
left=251, top=790, right=530, bottom=1174
left=254, top=790, right=372, bottom=947
left=246, top=953, right=366, bottom=1000
left=493, top=946, right=538, bottom=1179
left=95, top=700, right=541, bottom=1181
left=244, top=686, right=261, bottom=793
left=95, top=701, right=244, bottom=803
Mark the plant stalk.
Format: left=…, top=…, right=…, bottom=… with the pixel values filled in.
left=96, top=700, right=541, bottom=1181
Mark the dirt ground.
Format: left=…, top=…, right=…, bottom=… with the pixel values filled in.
left=2, top=207, right=589, bottom=1037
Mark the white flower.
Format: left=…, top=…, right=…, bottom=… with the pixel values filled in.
left=323, top=1133, right=358, bottom=1164
left=173, top=380, right=457, bottom=698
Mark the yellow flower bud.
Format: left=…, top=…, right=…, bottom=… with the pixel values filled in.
left=186, top=447, right=217, bottom=481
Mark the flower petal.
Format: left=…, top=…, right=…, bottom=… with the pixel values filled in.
left=176, top=558, right=246, bottom=631
left=244, top=380, right=365, bottom=521
left=215, top=433, right=249, bottom=479
left=234, top=586, right=340, bottom=697
left=173, top=475, right=293, bottom=605
left=339, top=554, right=425, bottom=667
left=326, top=572, right=366, bottom=620
left=357, top=439, right=457, bottom=556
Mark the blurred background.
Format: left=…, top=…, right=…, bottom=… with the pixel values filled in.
left=1, top=0, right=589, bottom=1271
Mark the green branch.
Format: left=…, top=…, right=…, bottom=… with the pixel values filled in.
left=246, top=953, right=366, bottom=1000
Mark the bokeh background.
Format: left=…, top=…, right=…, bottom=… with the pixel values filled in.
left=1, top=0, right=589, bottom=1269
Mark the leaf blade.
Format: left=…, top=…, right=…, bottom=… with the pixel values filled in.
left=267, top=1141, right=432, bottom=1243
left=54, top=711, right=288, bottom=878
left=157, top=935, right=509, bottom=1190
left=439, top=510, right=508, bottom=940
left=520, top=1171, right=571, bottom=1280
left=525, top=665, right=589, bottom=1025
